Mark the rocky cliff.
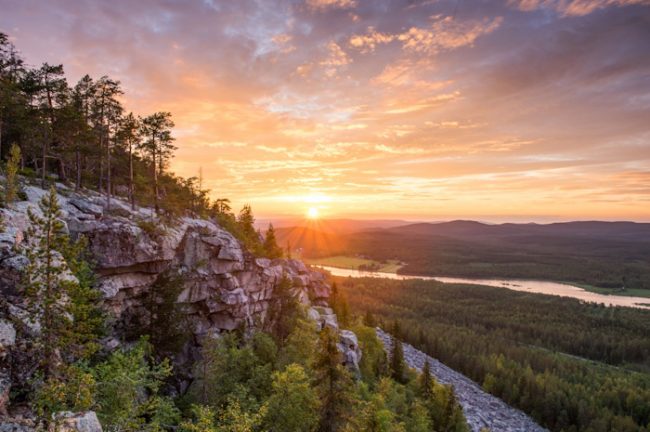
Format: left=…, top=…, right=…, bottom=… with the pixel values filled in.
left=1, top=184, right=330, bottom=332
left=0, top=183, right=359, bottom=426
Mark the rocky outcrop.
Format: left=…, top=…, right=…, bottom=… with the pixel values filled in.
left=0, top=183, right=334, bottom=419
left=376, top=328, right=546, bottom=432
left=0, top=185, right=330, bottom=341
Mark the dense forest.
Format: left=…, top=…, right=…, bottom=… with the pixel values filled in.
left=337, top=276, right=650, bottom=432
left=347, top=227, right=650, bottom=290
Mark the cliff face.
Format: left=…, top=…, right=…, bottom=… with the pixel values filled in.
left=1, top=185, right=330, bottom=338
left=0, top=184, right=342, bottom=418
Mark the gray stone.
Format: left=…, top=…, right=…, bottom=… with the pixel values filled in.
left=375, top=328, right=546, bottom=432
left=0, top=421, right=35, bottom=432
left=68, top=199, right=103, bottom=218
left=0, top=320, right=16, bottom=350
left=51, top=411, right=103, bottom=432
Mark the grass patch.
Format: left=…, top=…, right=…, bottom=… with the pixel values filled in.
left=571, top=282, right=650, bottom=299
left=305, top=255, right=403, bottom=272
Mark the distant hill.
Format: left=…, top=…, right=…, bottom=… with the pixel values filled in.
left=380, top=220, right=650, bottom=242
left=277, top=219, right=650, bottom=290
left=351, top=221, right=650, bottom=289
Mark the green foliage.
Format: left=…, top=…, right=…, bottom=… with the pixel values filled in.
left=390, top=337, right=407, bottom=384
left=268, top=274, right=301, bottom=344
left=352, top=325, right=388, bottom=385
left=329, top=283, right=350, bottom=328
left=33, top=364, right=95, bottom=417
left=127, top=270, right=189, bottom=357
left=189, top=332, right=276, bottom=410
left=263, top=364, right=320, bottom=432
left=22, top=188, right=103, bottom=417
left=4, top=142, right=21, bottom=204
left=137, top=218, right=167, bottom=239
left=342, top=226, right=650, bottom=291
left=313, top=327, right=357, bottom=432
left=263, top=224, right=284, bottom=259
left=92, top=338, right=179, bottom=431
left=279, top=316, right=319, bottom=370
left=236, top=204, right=262, bottom=254
left=340, top=276, right=650, bottom=431
left=179, top=405, right=219, bottom=432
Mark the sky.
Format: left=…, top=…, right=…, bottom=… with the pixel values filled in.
left=1, top=0, right=649, bottom=222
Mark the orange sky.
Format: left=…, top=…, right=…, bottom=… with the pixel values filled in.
left=2, top=0, right=649, bottom=221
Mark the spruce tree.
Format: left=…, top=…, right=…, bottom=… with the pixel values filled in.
left=4, top=142, right=20, bottom=205
left=23, top=187, right=72, bottom=379
left=22, top=187, right=104, bottom=418
left=314, top=327, right=356, bottom=432
left=390, top=336, right=406, bottom=384
left=139, top=111, right=175, bottom=214
left=263, top=223, right=283, bottom=259
left=237, top=204, right=261, bottom=253
left=419, top=359, right=433, bottom=399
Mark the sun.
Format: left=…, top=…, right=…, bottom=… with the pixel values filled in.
left=306, top=207, right=319, bottom=219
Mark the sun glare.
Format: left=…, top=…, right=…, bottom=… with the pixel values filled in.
left=307, top=207, right=319, bottom=219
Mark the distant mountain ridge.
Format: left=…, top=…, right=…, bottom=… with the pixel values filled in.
left=276, top=219, right=650, bottom=256
left=378, top=220, right=650, bottom=241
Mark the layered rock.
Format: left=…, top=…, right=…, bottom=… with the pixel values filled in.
left=0, top=183, right=334, bottom=419
left=0, top=185, right=331, bottom=343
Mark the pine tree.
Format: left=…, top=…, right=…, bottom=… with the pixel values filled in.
left=23, top=187, right=72, bottom=379
left=22, top=187, right=104, bottom=419
left=237, top=204, right=261, bottom=253
left=363, top=311, right=377, bottom=328
left=4, top=142, right=20, bottom=205
left=71, top=74, right=95, bottom=191
left=313, top=327, right=357, bottom=432
left=263, top=364, right=320, bottom=432
left=91, top=76, right=123, bottom=205
left=116, top=112, right=140, bottom=210
left=139, top=111, right=175, bottom=215
left=269, top=274, right=299, bottom=343
left=390, top=336, right=406, bottom=384
left=263, top=223, right=283, bottom=259
left=419, top=359, right=433, bottom=399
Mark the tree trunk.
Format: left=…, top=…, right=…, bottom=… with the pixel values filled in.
left=57, top=156, right=66, bottom=183
left=129, top=140, right=135, bottom=210
left=106, top=123, right=111, bottom=211
left=75, top=148, right=81, bottom=191
left=153, top=133, right=159, bottom=215
left=41, top=138, right=47, bottom=188
left=0, top=116, right=3, bottom=160
left=98, top=131, right=104, bottom=193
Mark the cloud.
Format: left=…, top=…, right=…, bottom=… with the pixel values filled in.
left=306, top=0, right=357, bottom=11
left=2, top=0, right=648, bottom=220
left=349, top=16, right=502, bottom=54
left=508, top=0, right=650, bottom=16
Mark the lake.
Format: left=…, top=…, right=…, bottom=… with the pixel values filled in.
left=314, top=265, right=650, bottom=310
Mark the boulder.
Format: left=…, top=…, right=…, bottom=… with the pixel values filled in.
left=0, top=420, right=35, bottom=432
left=338, top=329, right=362, bottom=376
left=0, top=371, right=11, bottom=416
left=68, top=199, right=103, bottom=218
left=51, top=411, right=102, bottom=432
left=0, top=320, right=16, bottom=351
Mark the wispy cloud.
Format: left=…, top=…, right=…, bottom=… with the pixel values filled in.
left=2, top=0, right=648, bottom=220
